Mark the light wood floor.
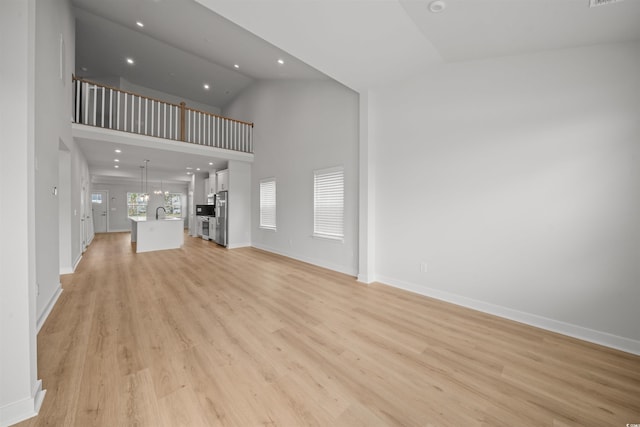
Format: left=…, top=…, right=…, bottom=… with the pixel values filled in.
left=17, top=232, right=640, bottom=426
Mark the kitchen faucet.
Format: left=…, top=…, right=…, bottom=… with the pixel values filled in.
left=155, top=206, right=166, bottom=220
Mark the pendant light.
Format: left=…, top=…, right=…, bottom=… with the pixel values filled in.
left=154, top=180, right=169, bottom=196
left=143, top=159, right=150, bottom=202
left=139, top=165, right=145, bottom=196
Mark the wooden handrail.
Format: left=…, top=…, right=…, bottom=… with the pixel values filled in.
left=184, top=105, right=254, bottom=127
left=72, top=75, right=254, bottom=127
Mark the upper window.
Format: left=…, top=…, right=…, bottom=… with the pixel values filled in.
left=313, top=166, right=344, bottom=241
left=259, top=178, right=276, bottom=230
left=91, top=193, right=103, bottom=204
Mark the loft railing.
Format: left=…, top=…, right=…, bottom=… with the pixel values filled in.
left=72, top=76, right=253, bottom=154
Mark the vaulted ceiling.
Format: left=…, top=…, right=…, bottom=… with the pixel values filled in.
left=73, top=0, right=640, bottom=183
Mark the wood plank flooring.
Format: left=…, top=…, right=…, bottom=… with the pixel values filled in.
left=16, top=232, right=640, bottom=426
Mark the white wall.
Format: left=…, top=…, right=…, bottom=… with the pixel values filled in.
left=0, top=1, right=42, bottom=425
left=223, top=79, right=359, bottom=275
left=91, top=181, right=188, bottom=231
left=120, top=79, right=222, bottom=116
left=227, top=160, right=251, bottom=248
left=371, top=41, right=640, bottom=353
left=33, top=0, right=75, bottom=322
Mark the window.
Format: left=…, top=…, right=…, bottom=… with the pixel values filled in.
left=127, top=193, right=148, bottom=217
left=313, top=166, right=344, bottom=240
left=259, top=178, right=276, bottom=230
left=164, top=193, right=182, bottom=218
left=91, top=193, right=103, bottom=204
left=127, top=192, right=183, bottom=218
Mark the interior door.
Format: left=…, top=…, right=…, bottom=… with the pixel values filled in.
left=92, top=191, right=108, bottom=233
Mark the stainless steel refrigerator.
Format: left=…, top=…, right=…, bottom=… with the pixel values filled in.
left=214, top=191, right=228, bottom=247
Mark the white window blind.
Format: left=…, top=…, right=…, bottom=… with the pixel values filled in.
left=313, top=167, right=344, bottom=240
left=260, top=178, right=276, bottom=230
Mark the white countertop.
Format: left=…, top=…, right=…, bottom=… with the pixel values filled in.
left=129, top=216, right=182, bottom=222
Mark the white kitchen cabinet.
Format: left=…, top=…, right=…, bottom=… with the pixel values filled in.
left=216, top=169, right=229, bottom=192
left=204, top=178, right=210, bottom=200
left=207, top=175, right=216, bottom=195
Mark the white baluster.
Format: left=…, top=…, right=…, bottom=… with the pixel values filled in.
left=109, top=89, right=113, bottom=129
left=137, top=96, right=141, bottom=133
left=74, top=80, right=80, bottom=123
left=123, top=93, right=127, bottom=131
left=100, top=87, right=105, bottom=127
left=92, top=85, right=97, bottom=125
left=151, top=101, right=156, bottom=136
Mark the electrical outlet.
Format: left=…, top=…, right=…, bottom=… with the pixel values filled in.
left=420, top=262, right=428, bottom=273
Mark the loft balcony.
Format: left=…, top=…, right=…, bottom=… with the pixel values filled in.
left=72, top=76, right=254, bottom=155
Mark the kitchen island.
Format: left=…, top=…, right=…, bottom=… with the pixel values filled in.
left=129, top=216, right=184, bottom=253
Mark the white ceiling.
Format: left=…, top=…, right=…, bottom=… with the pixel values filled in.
left=73, top=0, right=328, bottom=108
left=76, top=136, right=228, bottom=184
left=73, top=0, right=640, bottom=184
left=198, top=0, right=640, bottom=90
left=400, top=0, right=640, bottom=63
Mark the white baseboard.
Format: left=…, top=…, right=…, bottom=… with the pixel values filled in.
left=0, top=380, right=45, bottom=427
left=73, top=254, right=82, bottom=271
left=60, top=253, right=82, bottom=275
left=37, top=284, right=62, bottom=333
left=357, top=273, right=374, bottom=284
left=252, top=243, right=357, bottom=277
left=107, top=228, right=130, bottom=233
left=377, top=275, right=640, bottom=356
left=228, top=241, right=251, bottom=249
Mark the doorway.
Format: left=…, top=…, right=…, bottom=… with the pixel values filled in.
left=92, top=190, right=108, bottom=233
left=59, top=143, right=72, bottom=273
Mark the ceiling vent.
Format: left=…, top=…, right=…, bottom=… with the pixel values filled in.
left=589, top=0, right=624, bottom=7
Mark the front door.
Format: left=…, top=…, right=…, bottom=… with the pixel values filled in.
left=92, top=191, right=108, bottom=233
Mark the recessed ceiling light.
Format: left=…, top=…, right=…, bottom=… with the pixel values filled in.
left=115, top=149, right=122, bottom=153
left=126, top=58, right=135, bottom=65
left=277, top=59, right=284, bottom=65
left=114, top=165, right=119, bottom=168
left=208, top=162, right=213, bottom=166
left=136, top=21, right=144, bottom=28
left=186, top=167, right=193, bottom=170
left=196, top=168, right=200, bottom=171
left=81, top=66, right=88, bottom=72
left=203, top=84, right=210, bottom=90
left=186, top=172, right=192, bottom=175
left=234, top=64, right=240, bottom=69
left=114, top=159, right=120, bottom=162
left=428, top=0, right=446, bottom=13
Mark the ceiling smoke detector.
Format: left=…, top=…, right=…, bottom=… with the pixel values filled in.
left=429, top=0, right=446, bottom=13
left=589, top=0, right=624, bottom=7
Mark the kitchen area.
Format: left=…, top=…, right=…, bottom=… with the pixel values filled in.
left=195, top=168, right=229, bottom=247
left=188, top=160, right=251, bottom=250
left=90, top=157, right=252, bottom=254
